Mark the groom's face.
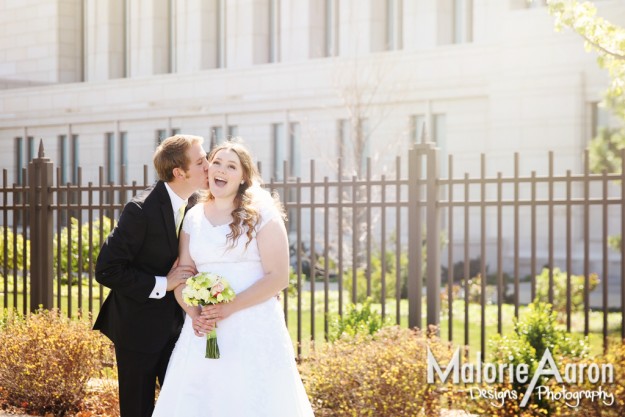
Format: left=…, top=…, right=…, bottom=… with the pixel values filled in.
left=181, top=143, right=209, bottom=192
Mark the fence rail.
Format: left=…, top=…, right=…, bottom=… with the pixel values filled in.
left=1, top=141, right=623, bottom=356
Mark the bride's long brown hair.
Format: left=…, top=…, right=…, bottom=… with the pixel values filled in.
left=202, top=140, right=282, bottom=248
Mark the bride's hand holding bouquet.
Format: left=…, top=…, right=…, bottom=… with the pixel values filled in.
left=182, top=272, right=236, bottom=358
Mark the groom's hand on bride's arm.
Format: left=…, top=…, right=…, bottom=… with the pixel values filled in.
left=165, top=258, right=197, bottom=291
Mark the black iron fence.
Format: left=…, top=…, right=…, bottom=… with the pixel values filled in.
left=1, top=140, right=623, bottom=356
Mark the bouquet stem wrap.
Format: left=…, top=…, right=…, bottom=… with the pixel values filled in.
left=205, top=328, right=220, bottom=359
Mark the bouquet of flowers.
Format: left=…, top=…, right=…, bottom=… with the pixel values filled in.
left=182, top=272, right=236, bottom=359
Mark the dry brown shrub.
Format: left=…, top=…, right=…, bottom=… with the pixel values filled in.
left=0, top=308, right=111, bottom=416
left=299, top=325, right=455, bottom=417
left=562, top=340, right=625, bottom=417
left=73, top=378, right=120, bottom=417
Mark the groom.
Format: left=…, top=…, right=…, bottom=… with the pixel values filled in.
left=94, top=134, right=210, bottom=417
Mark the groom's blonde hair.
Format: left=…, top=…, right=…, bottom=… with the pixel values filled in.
left=154, top=134, right=204, bottom=182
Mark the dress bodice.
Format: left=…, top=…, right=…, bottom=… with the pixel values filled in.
left=181, top=188, right=280, bottom=294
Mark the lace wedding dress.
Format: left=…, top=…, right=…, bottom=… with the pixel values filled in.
left=153, top=190, right=314, bottom=417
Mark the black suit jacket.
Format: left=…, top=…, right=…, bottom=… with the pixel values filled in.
left=94, top=181, right=192, bottom=353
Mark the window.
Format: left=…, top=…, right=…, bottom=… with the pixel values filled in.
left=453, top=0, right=473, bottom=44
left=27, top=136, right=35, bottom=161
left=432, top=115, right=446, bottom=146
left=272, top=123, right=286, bottom=180
left=289, top=122, right=301, bottom=178
left=371, top=0, right=402, bottom=52
left=168, top=0, right=176, bottom=73
left=71, top=135, right=79, bottom=184
left=410, top=114, right=427, bottom=144
left=338, top=118, right=369, bottom=176
left=408, top=113, right=447, bottom=176
left=337, top=119, right=351, bottom=164
left=106, top=132, right=115, bottom=183
left=105, top=132, right=128, bottom=183
left=211, top=126, right=224, bottom=148
left=171, top=128, right=181, bottom=136
left=409, top=114, right=447, bottom=175
left=227, top=125, right=238, bottom=138
left=58, top=135, right=79, bottom=184
left=15, top=137, right=24, bottom=185
left=358, top=119, right=370, bottom=175
left=120, top=131, right=128, bottom=183
left=13, top=136, right=35, bottom=185
left=385, top=0, right=402, bottom=50
left=410, top=114, right=445, bottom=146
left=123, top=0, right=129, bottom=77
left=57, top=134, right=70, bottom=223
left=58, top=135, right=69, bottom=184
left=433, top=114, right=447, bottom=175
left=269, top=0, right=280, bottom=63
left=197, top=0, right=227, bottom=69
left=324, top=0, right=338, bottom=57
left=215, top=0, right=226, bottom=68
left=271, top=122, right=301, bottom=180
left=156, top=129, right=167, bottom=147
left=591, top=101, right=611, bottom=139
left=287, top=122, right=301, bottom=233
left=80, top=0, right=86, bottom=81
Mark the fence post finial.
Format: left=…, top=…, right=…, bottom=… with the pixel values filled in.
left=420, top=122, right=428, bottom=144
left=38, top=139, right=45, bottom=158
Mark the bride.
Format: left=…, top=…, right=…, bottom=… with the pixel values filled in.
left=152, top=140, right=314, bottom=416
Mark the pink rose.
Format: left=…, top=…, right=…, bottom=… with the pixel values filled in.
left=211, top=282, right=225, bottom=297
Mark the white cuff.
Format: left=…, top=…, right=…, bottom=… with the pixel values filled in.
left=150, top=276, right=168, bottom=299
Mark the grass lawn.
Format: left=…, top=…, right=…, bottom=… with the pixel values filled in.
left=1, top=281, right=621, bottom=359
left=0, top=279, right=108, bottom=319
left=285, top=290, right=621, bottom=357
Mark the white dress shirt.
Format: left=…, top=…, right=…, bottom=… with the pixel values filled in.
left=150, top=182, right=187, bottom=299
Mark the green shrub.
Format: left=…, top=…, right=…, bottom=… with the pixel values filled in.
left=342, top=250, right=408, bottom=303
left=300, top=326, right=453, bottom=417
left=1, top=217, right=114, bottom=284
left=464, top=273, right=496, bottom=304
left=442, top=256, right=484, bottom=285
left=53, top=216, right=114, bottom=284
left=534, top=267, right=599, bottom=315
left=464, top=302, right=590, bottom=416
left=341, top=231, right=447, bottom=303
left=0, top=308, right=112, bottom=416
left=513, top=302, right=588, bottom=360
left=328, top=297, right=392, bottom=342
left=0, top=227, right=30, bottom=275
left=608, top=235, right=621, bottom=252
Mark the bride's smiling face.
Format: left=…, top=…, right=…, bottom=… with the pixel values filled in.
left=208, top=149, right=244, bottom=198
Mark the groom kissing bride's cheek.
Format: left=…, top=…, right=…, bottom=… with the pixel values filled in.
left=152, top=140, right=314, bottom=417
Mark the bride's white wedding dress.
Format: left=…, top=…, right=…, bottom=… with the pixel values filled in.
left=153, top=191, right=314, bottom=417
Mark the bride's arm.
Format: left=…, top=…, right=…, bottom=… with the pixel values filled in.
left=176, top=230, right=214, bottom=336
left=174, top=230, right=198, bottom=314
left=204, top=217, right=289, bottom=321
